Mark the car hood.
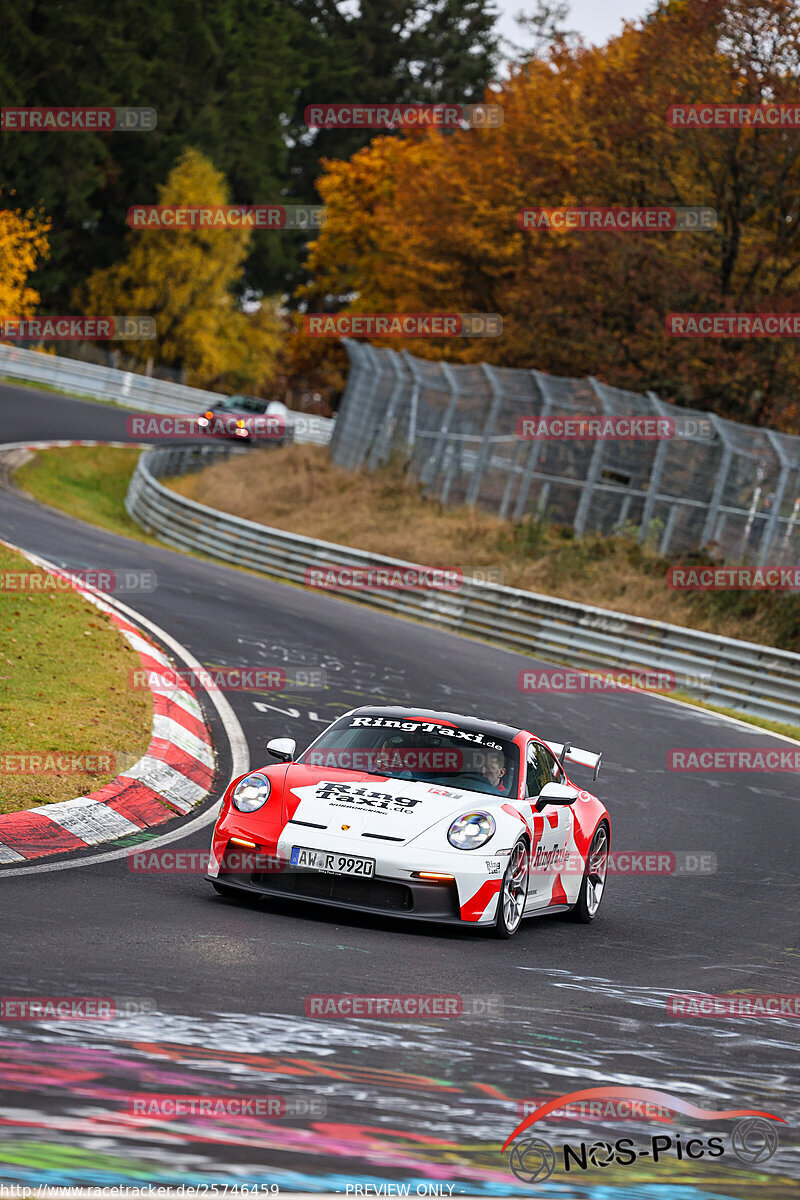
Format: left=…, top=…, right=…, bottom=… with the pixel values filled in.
left=282, top=766, right=501, bottom=846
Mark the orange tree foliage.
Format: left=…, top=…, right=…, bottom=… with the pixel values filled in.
left=0, top=192, right=50, bottom=320
left=302, top=0, right=800, bottom=430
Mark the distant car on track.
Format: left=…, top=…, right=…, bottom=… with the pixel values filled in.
left=195, top=394, right=292, bottom=443
left=206, top=706, right=610, bottom=937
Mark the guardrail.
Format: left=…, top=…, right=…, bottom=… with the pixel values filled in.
left=0, top=343, right=334, bottom=446
left=125, top=444, right=800, bottom=725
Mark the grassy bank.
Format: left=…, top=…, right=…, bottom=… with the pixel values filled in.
left=0, top=542, right=151, bottom=814
left=15, top=444, right=157, bottom=542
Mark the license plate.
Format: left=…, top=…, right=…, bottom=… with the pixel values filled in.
left=290, top=846, right=375, bottom=877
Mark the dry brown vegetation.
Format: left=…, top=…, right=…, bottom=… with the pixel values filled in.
left=167, top=445, right=799, bottom=651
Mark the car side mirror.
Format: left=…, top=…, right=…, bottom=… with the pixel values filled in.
left=266, top=737, right=296, bottom=763
left=535, top=781, right=578, bottom=811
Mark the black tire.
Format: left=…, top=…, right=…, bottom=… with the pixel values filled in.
left=212, top=880, right=241, bottom=899
left=569, top=821, right=610, bottom=923
left=493, top=838, right=530, bottom=939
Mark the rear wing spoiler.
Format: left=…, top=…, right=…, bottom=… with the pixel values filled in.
left=545, top=741, right=602, bottom=781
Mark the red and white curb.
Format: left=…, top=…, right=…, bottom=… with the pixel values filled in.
left=0, top=544, right=216, bottom=863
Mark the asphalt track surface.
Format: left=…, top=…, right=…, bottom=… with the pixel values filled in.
left=0, top=382, right=798, bottom=1197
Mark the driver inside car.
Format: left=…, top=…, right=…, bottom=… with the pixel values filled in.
left=375, top=734, right=413, bottom=776
left=479, top=748, right=508, bottom=793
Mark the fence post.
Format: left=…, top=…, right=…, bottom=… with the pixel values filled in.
left=659, top=503, right=681, bottom=555
left=638, top=391, right=671, bottom=543
left=758, top=430, right=792, bottom=566
left=465, top=363, right=504, bottom=506
left=700, top=415, right=734, bottom=548
left=360, top=343, right=392, bottom=467
left=511, top=371, right=553, bottom=519
left=367, top=350, right=408, bottom=468
left=420, top=361, right=461, bottom=487
left=330, top=340, right=374, bottom=465
left=399, top=350, right=422, bottom=462
left=572, top=377, right=611, bottom=536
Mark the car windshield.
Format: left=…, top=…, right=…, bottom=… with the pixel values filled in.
left=212, top=395, right=265, bottom=412
left=299, top=716, right=520, bottom=797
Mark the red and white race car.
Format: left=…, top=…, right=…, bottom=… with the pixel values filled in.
left=207, top=706, right=610, bottom=937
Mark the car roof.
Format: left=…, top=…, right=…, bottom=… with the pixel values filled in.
left=340, top=705, right=525, bottom=742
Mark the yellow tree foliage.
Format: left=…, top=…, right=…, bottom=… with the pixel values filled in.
left=303, top=0, right=800, bottom=429
left=0, top=193, right=50, bottom=320
left=77, top=149, right=282, bottom=391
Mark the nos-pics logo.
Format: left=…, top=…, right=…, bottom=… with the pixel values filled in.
left=504, top=1088, right=782, bottom=1184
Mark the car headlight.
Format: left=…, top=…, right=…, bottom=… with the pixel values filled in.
left=447, top=811, right=495, bottom=850
left=231, top=772, right=271, bottom=813
left=197, top=416, right=209, bottom=427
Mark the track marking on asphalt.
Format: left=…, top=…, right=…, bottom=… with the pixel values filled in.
left=0, top=541, right=249, bottom=878
left=620, top=686, right=800, bottom=744
left=4, top=442, right=799, bottom=745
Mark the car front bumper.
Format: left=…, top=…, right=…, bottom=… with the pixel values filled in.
left=207, top=864, right=465, bottom=923
left=207, top=815, right=504, bottom=925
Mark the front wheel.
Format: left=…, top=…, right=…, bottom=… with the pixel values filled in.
left=493, top=839, right=529, bottom=938
left=569, top=822, right=609, bottom=922
left=212, top=880, right=240, bottom=899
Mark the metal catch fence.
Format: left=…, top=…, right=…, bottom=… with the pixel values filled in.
left=124, top=443, right=800, bottom=724
left=331, top=341, right=800, bottom=564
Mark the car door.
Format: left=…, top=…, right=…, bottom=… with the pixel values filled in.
left=522, top=740, right=575, bottom=910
